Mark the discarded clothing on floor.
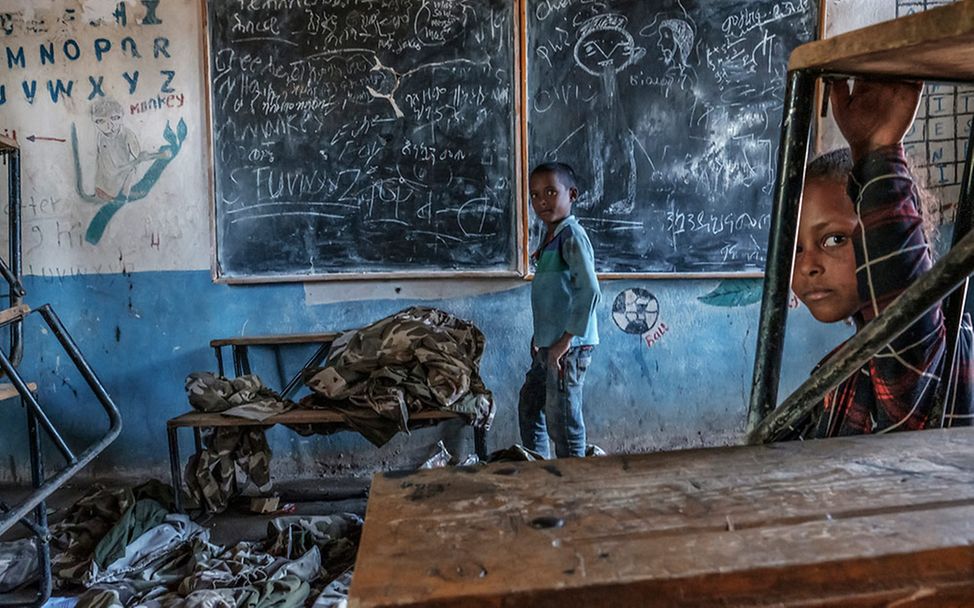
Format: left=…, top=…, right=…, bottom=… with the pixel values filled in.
left=36, top=483, right=362, bottom=608
left=93, top=499, right=169, bottom=569
left=485, top=445, right=547, bottom=463
left=185, top=427, right=272, bottom=514
left=302, top=307, right=495, bottom=446
left=311, top=568, right=352, bottom=608
left=263, top=514, right=362, bottom=582
left=185, top=373, right=292, bottom=421
left=50, top=481, right=175, bottom=586
left=0, top=538, right=38, bottom=592
left=88, top=514, right=208, bottom=589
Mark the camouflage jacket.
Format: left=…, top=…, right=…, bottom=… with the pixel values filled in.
left=304, top=307, right=495, bottom=445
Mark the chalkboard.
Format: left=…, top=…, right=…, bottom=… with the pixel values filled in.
left=206, top=0, right=518, bottom=280
left=527, top=0, right=817, bottom=273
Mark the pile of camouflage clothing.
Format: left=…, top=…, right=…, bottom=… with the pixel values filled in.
left=301, top=306, right=496, bottom=446
left=0, top=482, right=361, bottom=608
left=182, top=374, right=286, bottom=513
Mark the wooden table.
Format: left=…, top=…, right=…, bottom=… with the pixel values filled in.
left=350, top=428, right=974, bottom=607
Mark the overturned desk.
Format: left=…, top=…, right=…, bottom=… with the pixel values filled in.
left=350, top=427, right=974, bottom=607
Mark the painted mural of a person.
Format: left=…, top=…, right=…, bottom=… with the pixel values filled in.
left=71, top=99, right=187, bottom=244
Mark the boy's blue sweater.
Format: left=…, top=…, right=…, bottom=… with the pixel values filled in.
left=531, top=215, right=601, bottom=348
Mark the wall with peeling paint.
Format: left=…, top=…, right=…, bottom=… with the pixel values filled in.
left=0, top=1, right=850, bottom=482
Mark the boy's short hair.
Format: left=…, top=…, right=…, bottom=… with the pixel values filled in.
left=531, top=162, right=577, bottom=190
left=806, top=147, right=940, bottom=253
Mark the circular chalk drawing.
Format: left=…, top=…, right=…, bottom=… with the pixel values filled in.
left=573, top=14, right=643, bottom=76
left=612, top=288, right=659, bottom=334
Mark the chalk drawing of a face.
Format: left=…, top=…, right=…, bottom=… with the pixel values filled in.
left=573, top=14, right=645, bottom=76
left=658, top=18, right=693, bottom=68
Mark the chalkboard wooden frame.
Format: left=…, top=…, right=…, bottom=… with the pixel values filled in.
left=201, top=0, right=527, bottom=283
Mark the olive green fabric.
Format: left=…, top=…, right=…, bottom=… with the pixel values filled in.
left=93, top=499, right=168, bottom=569
left=304, top=307, right=495, bottom=446
left=185, top=427, right=272, bottom=514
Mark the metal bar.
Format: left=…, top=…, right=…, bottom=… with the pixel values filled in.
left=0, top=414, right=53, bottom=608
left=0, top=348, right=75, bottom=463
left=281, top=342, right=331, bottom=400
left=7, top=148, right=22, bottom=368
left=0, top=501, right=43, bottom=537
left=27, top=411, right=51, bottom=606
left=213, top=346, right=225, bottom=377
left=193, top=428, right=203, bottom=454
left=474, top=427, right=488, bottom=461
left=232, top=345, right=244, bottom=376
left=240, top=346, right=252, bottom=375
left=273, top=346, right=287, bottom=391
left=168, top=426, right=183, bottom=513
left=746, top=70, right=816, bottom=434
left=0, top=258, right=25, bottom=297
left=930, top=124, right=974, bottom=426
left=0, top=305, right=121, bottom=536
left=748, top=226, right=974, bottom=444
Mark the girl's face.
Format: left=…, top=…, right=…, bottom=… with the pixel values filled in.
left=792, top=178, right=861, bottom=323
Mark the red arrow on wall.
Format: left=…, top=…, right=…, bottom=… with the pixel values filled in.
left=25, top=135, right=65, bottom=143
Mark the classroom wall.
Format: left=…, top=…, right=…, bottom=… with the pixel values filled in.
left=0, top=0, right=849, bottom=483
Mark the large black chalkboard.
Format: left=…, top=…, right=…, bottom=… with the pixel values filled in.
left=527, top=0, right=817, bottom=273
left=207, top=0, right=517, bottom=279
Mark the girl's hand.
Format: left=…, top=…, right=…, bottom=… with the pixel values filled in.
left=829, top=78, right=923, bottom=163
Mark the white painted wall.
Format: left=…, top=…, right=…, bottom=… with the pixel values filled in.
left=0, top=0, right=210, bottom=276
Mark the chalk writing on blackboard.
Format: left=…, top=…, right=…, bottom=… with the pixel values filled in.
left=528, top=0, right=816, bottom=273
left=208, top=0, right=517, bottom=279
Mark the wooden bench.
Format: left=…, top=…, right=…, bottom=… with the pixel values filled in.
left=167, top=408, right=482, bottom=512
left=349, top=427, right=974, bottom=607
left=169, top=332, right=488, bottom=512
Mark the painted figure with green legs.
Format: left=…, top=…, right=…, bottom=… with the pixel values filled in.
left=71, top=98, right=187, bottom=245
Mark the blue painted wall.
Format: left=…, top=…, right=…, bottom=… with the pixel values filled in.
left=0, top=270, right=851, bottom=482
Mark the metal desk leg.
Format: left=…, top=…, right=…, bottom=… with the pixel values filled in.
left=167, top=426, right=183, bottom=513
left=746, top=69, right=816, bottom=434
left=474, top=426, right=487, bottom=461
left=213, top=346, right=225, bottom=377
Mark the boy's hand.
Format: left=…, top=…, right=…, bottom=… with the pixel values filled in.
left=547, top=334, right=572, bottom=371
left=829, top=78, right=923, bottom=163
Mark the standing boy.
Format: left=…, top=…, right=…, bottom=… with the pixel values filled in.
left=792, top=78, right=973, bottom=437
left=519, top=162, right=602, bottom=458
